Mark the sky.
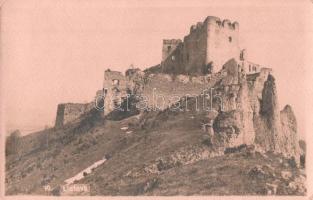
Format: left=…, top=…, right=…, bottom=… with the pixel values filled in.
left=1, top=0, right=313, bottom=138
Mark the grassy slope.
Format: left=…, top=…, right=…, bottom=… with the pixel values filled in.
left=5, top=108, right=306, bottom=195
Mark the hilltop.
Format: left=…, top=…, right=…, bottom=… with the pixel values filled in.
left=5, top=60, right=306, bottom=195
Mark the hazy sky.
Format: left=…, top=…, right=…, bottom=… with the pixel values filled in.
left=1, top=0, right=313, bottom=137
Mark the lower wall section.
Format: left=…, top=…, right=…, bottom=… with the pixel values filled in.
left=55, top=102, right=94, bottom=127
left=139, top=74, right=206, bottom=110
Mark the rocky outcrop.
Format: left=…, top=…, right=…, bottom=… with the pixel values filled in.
left=197, top=59, right=300, bottom=164
left=138, top=59, right=302, bottom=165
left=211, top=59, right=255, bottom=148
left=254, top=74, right=282, bottom=152
left=280, top=105, right=300, bottom=162
left=252, top=74, right=300, bottom=164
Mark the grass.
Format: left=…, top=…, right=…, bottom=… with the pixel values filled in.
left=5, top=107, right=306, bottom=196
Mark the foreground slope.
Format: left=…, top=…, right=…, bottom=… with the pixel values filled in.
left=5, top=107, right=306, bottom=195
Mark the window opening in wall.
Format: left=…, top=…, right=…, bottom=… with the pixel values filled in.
left=228, top=36, right=232, bottom=42
left=112, top=79, right=120, bottom=86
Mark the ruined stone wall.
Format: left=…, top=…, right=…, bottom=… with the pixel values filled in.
left=103, top=70, right=129, bottom=115
left=103, top=70, right=128, bottom=90
left=55, top=102, right=94, bottom=127
left=162, top=39, right=182, bottom=61
left=101, top=66, right=226, bottom=114
left=161, top=43, right=185, bottom=74
left=245, top=61, right=261, bottom=74
left=183, top=21, right=208, bottom=74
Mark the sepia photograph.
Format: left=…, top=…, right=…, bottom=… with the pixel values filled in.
left=1, top=0, right=312, bottom=197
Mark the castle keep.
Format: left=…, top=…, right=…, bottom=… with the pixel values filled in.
left=161, top=16, right=261, bottom=75
left=162, top=16, right=241, bottom=74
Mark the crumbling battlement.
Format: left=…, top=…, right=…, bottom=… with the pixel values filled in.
left=189, top=17, right=239, bottom=34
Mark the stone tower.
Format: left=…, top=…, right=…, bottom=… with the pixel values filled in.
left=205, top=17, right=240, bottom=72
left=161, top=16, right=241, bottom=75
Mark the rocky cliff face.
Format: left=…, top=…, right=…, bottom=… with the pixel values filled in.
left=137, top=58, right=301, bottom=163
left=190, top=59, right=300, bottom=163
left=251, top=74, right=300, bottom=164
left=280, top=105, right=300, bottom=162
left=254, top=74, right=282, bottom=153
left=210, top=59, right=255, bottom=148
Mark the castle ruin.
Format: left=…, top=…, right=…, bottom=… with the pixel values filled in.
left=98, top=16, right=265, bottom=114
left=54, top=16, right=300, bottom=164
left=55, top=16, right=265, bottom=125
